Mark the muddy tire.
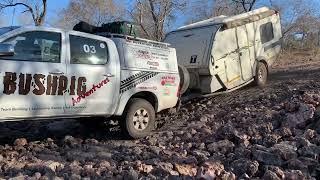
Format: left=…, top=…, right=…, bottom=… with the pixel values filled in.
left=255, top=62, right=268, bottom=87
left=122, top=98, right=155, bottom=139
left=178, top=65, right=190, bottom=95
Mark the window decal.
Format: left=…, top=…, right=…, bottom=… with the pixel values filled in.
left=190, top=55, right=197, bottom=63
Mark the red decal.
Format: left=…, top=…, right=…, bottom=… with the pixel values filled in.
left=137, top=50, right=151, bottom=59
left=161, top=76, right=176, bottom=86
left=72, top=78, right=110, bottom=106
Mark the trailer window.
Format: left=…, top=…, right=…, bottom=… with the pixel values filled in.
left=70, top=35, right=108, bottom=65
left=260, top=22, right=274, bottom=44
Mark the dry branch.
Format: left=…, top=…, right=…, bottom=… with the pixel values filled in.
left=0, top=0, right=47, bottom=26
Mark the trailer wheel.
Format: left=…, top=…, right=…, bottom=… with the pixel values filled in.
left=178, top=65, right=190, bottom=94
left=122, top=98, right=155, bottom=139
left=255, top=62, right=268, bottom=87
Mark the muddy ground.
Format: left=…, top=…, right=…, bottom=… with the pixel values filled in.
left=0, top=52, right=320, bottom=179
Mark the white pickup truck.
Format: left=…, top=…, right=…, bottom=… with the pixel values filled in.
left=0, top=26, right=180, bottom=138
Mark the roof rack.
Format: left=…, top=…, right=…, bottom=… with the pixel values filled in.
left=73, top=21, right=171, bottom=48
left=97, top=32, right=171, bottom=47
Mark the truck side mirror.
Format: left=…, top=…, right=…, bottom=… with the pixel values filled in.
left=0, top=43, right=14, bottom=56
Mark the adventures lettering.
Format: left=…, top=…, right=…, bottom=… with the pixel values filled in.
left=3, top=72, right=87, bottom=96
left=72, top=78, right=110, bottom=106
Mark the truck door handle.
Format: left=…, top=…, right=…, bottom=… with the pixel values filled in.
left=103, top=73, right=115, bottom=77
left=49, top=71, right=64, bottom=75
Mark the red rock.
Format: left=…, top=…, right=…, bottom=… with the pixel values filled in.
left=202, top=161, right=224, bottom=176
left=285, top=103, right=315, bottom=128
left=196, top=166, right=216, bottom=180
left=284, top=170, right=305, bottom=180
left=174, top=164, right=197, bottom=176
left=303, top=129, right=316, bottom=139
left=264, top=170, right=281, bottom=180
left=137, top=163, right=153, bottom=174
left=14, top=138, right=27, bottom=146
left=207, top=140, right=235, bottom=154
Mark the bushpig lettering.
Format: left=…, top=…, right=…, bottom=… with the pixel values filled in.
left=3, top=72, right=87, bottom=96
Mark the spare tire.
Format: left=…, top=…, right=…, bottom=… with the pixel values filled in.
left=178, top=65, right=190, bottom=95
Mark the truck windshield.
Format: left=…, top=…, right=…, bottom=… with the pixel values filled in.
left=0, top=26, right=20, bottom=36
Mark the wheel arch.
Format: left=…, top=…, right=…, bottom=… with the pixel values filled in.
left=115, top=91, right=159, bottom=116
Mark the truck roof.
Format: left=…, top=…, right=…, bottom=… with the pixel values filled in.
left=176, top=7, right=277, bottom=31
left=0, top=26, right=171, bottom=48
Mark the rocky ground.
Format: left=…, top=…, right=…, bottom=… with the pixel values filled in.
left=0, top=53, right=320, bottom=179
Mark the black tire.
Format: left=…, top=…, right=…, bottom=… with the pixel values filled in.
left=122, top=98, right=155, bottom=139
left=254, top=62, right=268, bottom=87
left=178, top=65, right=190, bottom=95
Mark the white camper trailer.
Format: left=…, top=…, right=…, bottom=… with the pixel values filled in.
left=164, top=7, right=282, bottom=94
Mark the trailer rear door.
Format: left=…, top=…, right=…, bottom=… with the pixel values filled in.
left=164, top=26, right=219, bottom=69
left=236, top=25, right=253, bottom=81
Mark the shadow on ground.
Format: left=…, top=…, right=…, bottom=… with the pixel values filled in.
left=0, top=117, right=125, bottom=145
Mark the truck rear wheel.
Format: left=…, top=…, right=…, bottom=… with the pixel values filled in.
left=255, top=62, right=268, bottom=87
left=122, top=98, right=155, bottom=139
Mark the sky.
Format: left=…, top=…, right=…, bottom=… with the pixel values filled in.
left=1, top=0, right=68, bottom=26
left=0, top=0, right=132, bottom=27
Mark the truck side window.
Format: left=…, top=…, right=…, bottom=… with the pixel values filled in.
left=69, top=35, right=108, bottom=65
left=260, top=22, right=274, bottom=44
left=1, top=31, right=61, bottom=63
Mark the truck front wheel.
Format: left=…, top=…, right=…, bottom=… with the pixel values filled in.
left=122, top=98, right=155, bottom=139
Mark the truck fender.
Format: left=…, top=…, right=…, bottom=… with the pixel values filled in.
left=114, top=91, right=159, bottom=116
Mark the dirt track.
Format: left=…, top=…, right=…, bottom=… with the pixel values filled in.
left=0, top=55, right=320, bottom=179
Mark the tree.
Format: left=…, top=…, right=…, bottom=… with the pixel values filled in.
left=186, top=0, right=213, bottom=22
left=231, top=0, right=257, bottom=12
left=56, top=0, right=125, bottom=29
left=130, top=0, right=186, bottom=41
left=266, top=0, right=320, bottom=50
left=187, top=0, right=257, bottom=23
left=0, top=0, right=47, bottom=26
left=213, top=0, right=243, bottom=16
left=269, top=0, right=316, bottom=35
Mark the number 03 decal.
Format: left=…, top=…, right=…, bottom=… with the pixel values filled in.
left=83, top=44, right=96, bottom=54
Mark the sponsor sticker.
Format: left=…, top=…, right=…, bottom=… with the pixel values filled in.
left=161, top=76, right=176, bottom=86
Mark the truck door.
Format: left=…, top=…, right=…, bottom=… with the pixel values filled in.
left=0, top=29, right=66, bottom=119
left=236, top=25, right=253, bottom=81
left=64, top=32, right=119, bottom=116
